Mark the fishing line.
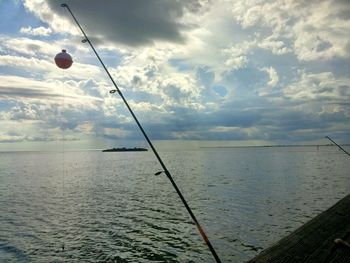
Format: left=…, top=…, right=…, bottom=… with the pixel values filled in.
left=60, top=3, right=222, bottom=262
left=59, top=35, right=67, bottom=253
left=60, top=82, right=66, bottom=252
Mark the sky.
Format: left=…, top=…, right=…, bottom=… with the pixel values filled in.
left=0, top=0, right=349, bottom=150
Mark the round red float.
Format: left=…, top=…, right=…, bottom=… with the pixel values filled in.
left=54, top=49, right=73, bottom=69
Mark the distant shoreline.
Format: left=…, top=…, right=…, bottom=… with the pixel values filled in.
left=200, top=144, right=350, bottom=149
left=102, top=147, right=148, bottom=152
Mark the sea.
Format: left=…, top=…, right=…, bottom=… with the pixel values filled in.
left=0, top=146, right=349, bottom=262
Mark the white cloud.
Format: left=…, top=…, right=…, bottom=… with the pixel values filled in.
left=258, top=35, right=291, bottom=55
left=261, top=66, right=279, bottom=87
left=0, top=50, right=104, bottom=82
left=229, top=0, right=350, bottom=61
left=0, top=35, right=59, bottom=57
left=284, top=71, right=350, bottom=101
left=0, top=74, right=106, bottom=144
left=1, top=0, right=349, bottom=145
left=291, top=1, right=350, bottom=61
left=222, top=42, right=254, bottom=70
left=23, top=0, right=80, bottom=36
left=0, top=75, right=101, bottom=108
left=0, top=134, right=25, bottom=143
left=109, top=60, right=203, bottom=109
left=20, top=26, right=52, bottom=36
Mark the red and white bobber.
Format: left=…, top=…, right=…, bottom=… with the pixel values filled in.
left=54, top=49, right=73, bottom=69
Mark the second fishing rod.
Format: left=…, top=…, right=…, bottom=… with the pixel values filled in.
left=60, top=3, right=222, bottom=263
left=325, top=136, right=350, bottom=157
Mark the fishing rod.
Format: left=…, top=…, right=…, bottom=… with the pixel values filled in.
left=325, top=136, right=350, bottom=157
left=60, top=4, right=222, bottom=262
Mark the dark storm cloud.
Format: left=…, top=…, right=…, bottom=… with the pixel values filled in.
left=47, top=0, right=204, bottom=46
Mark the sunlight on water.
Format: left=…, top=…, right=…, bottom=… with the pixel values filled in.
left=0, top=146, right=349, bottom=262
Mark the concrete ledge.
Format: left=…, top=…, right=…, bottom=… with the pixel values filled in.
left=248, top=194, right=350, bottom=263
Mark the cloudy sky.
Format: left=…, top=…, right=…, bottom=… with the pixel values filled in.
left=0, top=0, right=349, bottom=150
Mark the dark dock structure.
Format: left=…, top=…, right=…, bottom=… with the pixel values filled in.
left=249, top=193, right=350, bottom=263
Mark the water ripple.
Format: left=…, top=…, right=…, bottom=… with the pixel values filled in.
left=1, top=148, right=349, bottom=262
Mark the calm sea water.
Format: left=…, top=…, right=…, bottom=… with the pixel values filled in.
left=0, top=146, right=349, bottom=262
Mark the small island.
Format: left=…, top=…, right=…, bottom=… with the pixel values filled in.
left=102, top=147, right=148, bottom=152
